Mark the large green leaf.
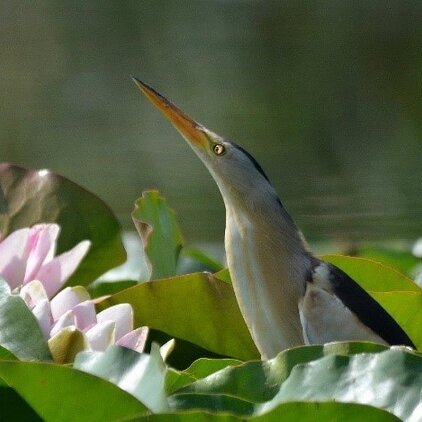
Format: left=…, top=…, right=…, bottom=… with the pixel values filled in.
left=127, top=402, right=400, bottom=421
left=0, top=279, right=51, bottom=361
left=172, top=342, right=388, bottom=403
left=169, top=393, right=255, bottom=415
left=166, top=358, right=242, bottom=395
left=181, top=358, right=243, bottom=381
left=74, top=344, right=169, bottom=413
left=122, top=411, right=240, bottom=421
left=0, top=386, right=43, bottom=421
left=0, top=163, right=126, bottom=286
left=323, top=255, right=422, bottom=349
left=132, top=191, right=183, bottom=280
left=260, top=348, right=421, bottom=421
left=0, top=360, right=147, bottom=421
left=169, top=347, right=421, bottom=421
left=372, top=291, right=422, bottom=350
left=97, top=273, right=259, bottom=360
left=323, top=254, right=421, bottom=292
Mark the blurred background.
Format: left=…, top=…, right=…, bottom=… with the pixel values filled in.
left=1, top=1, right=421, bottom=248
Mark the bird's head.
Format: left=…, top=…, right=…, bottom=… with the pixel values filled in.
left=133, top=77, right=278, bottom=211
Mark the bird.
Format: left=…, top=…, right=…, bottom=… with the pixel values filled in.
left=132, top=77, right=415, bottom=359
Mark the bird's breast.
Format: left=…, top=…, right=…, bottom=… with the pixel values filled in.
left=225, top=208, right=308, bottom=358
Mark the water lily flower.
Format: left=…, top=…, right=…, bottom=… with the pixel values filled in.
left=0, top=224, right=90, bottom=297
left=20, top=280, right=149, bottom=362
left=0, top=223, right=152, bottom=362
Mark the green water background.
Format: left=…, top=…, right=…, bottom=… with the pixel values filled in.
left=1, top=1, right=421, bottom=244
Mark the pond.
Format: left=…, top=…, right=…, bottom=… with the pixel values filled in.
left=1, top=1, right=421, bottom=244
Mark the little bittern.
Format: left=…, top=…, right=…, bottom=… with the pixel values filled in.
left=133, top=77, right=415, bottom=359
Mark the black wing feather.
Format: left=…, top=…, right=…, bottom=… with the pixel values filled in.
left=324, top=262, right=415, bottom=348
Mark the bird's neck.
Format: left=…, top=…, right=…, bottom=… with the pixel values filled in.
left=224, top=189, right=310, bottom=260
left=224, top=198, right=311, bottom=358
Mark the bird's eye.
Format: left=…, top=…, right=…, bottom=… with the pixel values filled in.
left=213, top=144, right=225, bottom=156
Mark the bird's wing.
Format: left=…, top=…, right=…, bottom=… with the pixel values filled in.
left=298, top=260, right=415, bottom=348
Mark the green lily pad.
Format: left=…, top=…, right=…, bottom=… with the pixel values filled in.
left=125, top=402, right=400, bottom=421
left=168, top=347, right=421, bottom=421
left=166, top=358, right=242, bottom=395
left=172, top=342, right=388, bottom=402
left=97, top=272, right=259, bottom=360
left=259, top=348, right=421, bottom=421
left=182, top=357, right=243, bottom=380
left=0, top=386, right=43, bottom=421
left=252, top=402, right=402, bottom=421
left=0, top=360, right=147, bottom=421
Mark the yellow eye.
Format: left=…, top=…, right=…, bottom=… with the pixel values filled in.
left=213, top=144, right=225, bottom=156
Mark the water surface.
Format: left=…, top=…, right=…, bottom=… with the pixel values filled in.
left=1, top=1, right=421, bottom=243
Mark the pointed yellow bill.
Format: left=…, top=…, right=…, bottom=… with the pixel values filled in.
left=132, top=77, right=208, bottom=147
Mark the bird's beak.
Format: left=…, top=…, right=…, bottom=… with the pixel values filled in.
left=132, top=77, right=209, bottom=148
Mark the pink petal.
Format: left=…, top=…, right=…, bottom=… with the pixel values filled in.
left=32, top=299, right=53, bottom=340
left=36, top=240, right=91, bottom=298
left=0, top=228, right=30, bottom=289
left=117, top=327, right=149, bottom=353
left=19, top=280, right=49, bottom=309
left=23, top=224, right=59, bottom=284
left=50, top=286, right=90, bottom=321
left=72, top=300, right=96, bottom=331
left=96, top=304, right=133, bottom=341
left=85, top=320, right=116, bottom=351
left=50, top=310, right=75, bottom=337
